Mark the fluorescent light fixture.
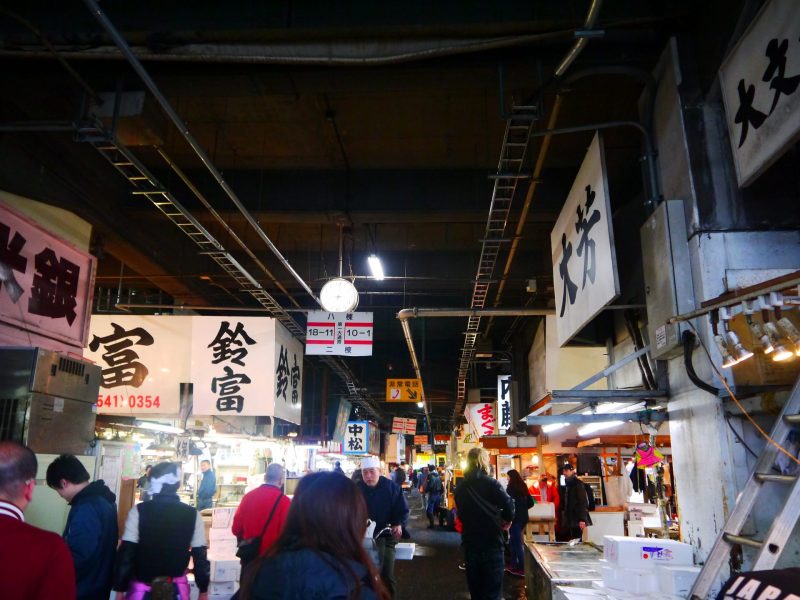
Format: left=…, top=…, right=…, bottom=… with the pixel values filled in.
left=287, top=431, right=298, bottom=438
left=416, top=402, right=424, bottom=408
left=542, top=423, right=567, bottom=433
left=135, top=420, right=185, bottom=434
left=367, top=254, right=385, bottom=280
left=577, top=420, right=624, bottom=437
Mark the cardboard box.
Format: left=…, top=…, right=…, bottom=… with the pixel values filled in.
left=395, top=542, right=415, bottom=560
left=209, top=527, right=236, bottom=542
left=208, top=580, right=238, bottom=595
left=656, top=565, right=701, bottom=596
left=603, top=535, right=693, bottom=569
left=209, top=558, right=241, bottom=582
left=211, top=507, right=237, bottom=529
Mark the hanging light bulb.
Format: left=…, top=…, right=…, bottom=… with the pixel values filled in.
left=748, top=319, right=774, bottom=354
left=714, top=334, right=738, bottom=368
left=776, top=317, right=800, bottom=356
left=764, top=321, right=794, bottom=361
left=726, top=331, right=753, bottom=364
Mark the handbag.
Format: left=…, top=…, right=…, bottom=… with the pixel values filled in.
left=236, top=493, right=283, bottom=564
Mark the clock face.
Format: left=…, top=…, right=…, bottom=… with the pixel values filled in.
left=319, top=278, right=359, bottom=313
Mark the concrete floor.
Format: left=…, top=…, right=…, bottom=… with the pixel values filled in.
left=394, top=489, right=527, bottom=600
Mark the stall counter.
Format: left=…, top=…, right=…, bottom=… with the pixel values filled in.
left=525, top=541, right=604, bottom=600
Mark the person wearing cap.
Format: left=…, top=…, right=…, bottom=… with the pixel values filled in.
left=356, top=456, right=409, bottom=598
left=561, top=462, right=592, bottom=541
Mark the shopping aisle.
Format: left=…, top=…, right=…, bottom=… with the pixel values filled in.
left=394, top=489, right=526, bottom=600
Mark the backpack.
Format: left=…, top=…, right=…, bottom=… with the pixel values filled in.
left=427, top=474, right=443, bottom=494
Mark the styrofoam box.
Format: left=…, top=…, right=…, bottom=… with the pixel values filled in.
left=209, top=558, right=241, bottom=582
left=395, top=542, right=415, bottom=560
left=209, top=527, right=236, bottom=542
left=656, top=565, right=701, bottom=596
left=529, top=502, right=555, bottom=519
left=209, top=538, right=238, bottom=559
left=601, top=563, right=658, bottom=594
left=211, top=507, right=237, bottom=529
left=208, top=595, right=233, bottom=600
left=208, top=580, right=238, bottom=595
left=603, top=535, right=693, bottom=569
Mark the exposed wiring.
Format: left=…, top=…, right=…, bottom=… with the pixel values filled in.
left=687, top=321, right=800, bottom=467
left=723, top=413, right=760, bottom=460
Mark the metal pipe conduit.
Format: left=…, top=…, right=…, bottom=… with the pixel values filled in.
left=83, top=0, right=319, bottom=305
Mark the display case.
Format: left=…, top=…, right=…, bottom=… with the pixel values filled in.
left=581, top=475, right=604, bottom=506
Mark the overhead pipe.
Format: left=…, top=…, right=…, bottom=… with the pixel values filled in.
left=554, top=0, right=603, bottom=78
left=82, top=0, right=319, bottom=305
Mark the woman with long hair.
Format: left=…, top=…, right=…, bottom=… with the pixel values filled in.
left=236, top=471, right=389, bottom=600
left=505, top=469, right=534, bottom=577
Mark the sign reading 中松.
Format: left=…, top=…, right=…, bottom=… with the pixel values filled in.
left=550, top=132, right=619, bottom=346
left=191, top=317, right=303, bottom=422
left=305, top=310, right=374, bottom=356
left=0, top=200, right=96, bottom=351
left=465, top=402, right=497, bottom=438
left=86, top=315, right=191, bottom=415
left=496, top=375, right=512, bottom=434
left=385, top=378, right=422, bottom=402
left=344, top=420, right=379, bottom=455
left=719, top=0, right=800, bottom=187
left=391, top=417, right=416, bottom=435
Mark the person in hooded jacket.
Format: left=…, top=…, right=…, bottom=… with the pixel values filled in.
left=423, top=465, right=444, bottom=529
left=46, top=454, right=118, bottom=600
left=235, top=471, right=390, bottom=600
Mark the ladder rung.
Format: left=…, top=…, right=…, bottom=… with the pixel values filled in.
left=723, top=533, right=763, bottom=550
left=785, top=414, right=800, bottom=423
left=755, top=473, right=798, bottom=484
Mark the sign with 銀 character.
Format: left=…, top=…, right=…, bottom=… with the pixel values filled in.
left=191, top=317, right=303, bottom=422
left=550, top=132, right=619, bottom=346
left=305, top=310, right=373, bottom=356
left=719, top=0, right=800, bottom=187
left=86, top=315, right=191, bottom=415
left=385, top=378, right=422, bottom=402
left=0, top=200, right=96, bottom=351
left=496, top=374, right=512, bottom=434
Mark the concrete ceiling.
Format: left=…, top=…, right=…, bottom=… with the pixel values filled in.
left=0, top=0, right=701, bottom=429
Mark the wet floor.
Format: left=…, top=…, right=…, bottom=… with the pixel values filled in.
left=394, top=489, right=527, bottom=600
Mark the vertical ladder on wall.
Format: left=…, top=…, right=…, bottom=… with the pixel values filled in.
left=690, top=375, right=800, bottom=599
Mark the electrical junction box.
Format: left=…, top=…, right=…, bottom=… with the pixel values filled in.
left=640, top=199, right=696, bottom=360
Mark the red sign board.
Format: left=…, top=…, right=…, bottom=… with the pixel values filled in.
left=414, top=434, right=428, bottom=445
left=0, top=201, right=95, bottom=350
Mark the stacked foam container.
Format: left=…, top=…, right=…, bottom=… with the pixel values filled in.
left=596, top=535, right=701, bottom=598
left=203, top=507, right=241, bottom=600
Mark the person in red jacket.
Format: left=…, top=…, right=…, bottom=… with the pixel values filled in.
left=0, top=441, right=76, bottom=600
left=232, top=463, right=291, bottom=566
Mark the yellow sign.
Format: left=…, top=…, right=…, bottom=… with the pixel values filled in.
left=385, top=378, right=422, bottom=402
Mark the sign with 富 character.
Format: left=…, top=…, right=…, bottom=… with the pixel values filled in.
left=385, top=378, right=422, bottom=402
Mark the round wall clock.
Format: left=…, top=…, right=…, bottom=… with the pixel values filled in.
left=319, top=277, right=359, bottom=313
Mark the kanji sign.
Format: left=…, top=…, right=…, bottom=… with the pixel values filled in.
left=86, top=315, right=191, bottom=415
left=720, top=0, right=800, bottom=187
left=385, top=378, right=422, bottom=402
left=391, top=417, right=416, bottom=434
left=191, top=317, right=303, bottom=422
left=305, top=310, right=373, bottom=356
left=496, top=374, right=512, bottom=434
left=414, top=434, right=429, bottom=445
left=465, top=402, right=497, bottom=438
left=0, top=201, right=95, bottom=350
left=550, top=132, right=619, bottom=346
left=344, top=420, right=379, bottom=455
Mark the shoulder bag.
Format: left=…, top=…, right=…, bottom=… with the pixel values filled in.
left=465, top=484, right=509, bottom=542
left=236, top=493, right=284, bottom=564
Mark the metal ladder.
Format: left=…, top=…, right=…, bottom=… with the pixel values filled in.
left=690, top=375, right=800, bottom=598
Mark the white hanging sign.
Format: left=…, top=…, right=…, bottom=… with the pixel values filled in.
left=465, top=402, right=497, bottom=438
left=305, top=310, right=373, bottom=356
left=719, top=0, right=800, bottom=187
left=86, top=315, right=191, bottom=415
left=550, top=132, right=619, bottom=346
left=344, top=420, right=369, bottom=454
left=496, top=375, right=512, bottom=434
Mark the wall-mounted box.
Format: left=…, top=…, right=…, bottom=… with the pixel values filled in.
left=641, top=200, right=696, bottom=360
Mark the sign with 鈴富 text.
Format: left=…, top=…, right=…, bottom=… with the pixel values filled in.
left=550, top=132, right=619, bottom=346
left=305, top=310, right=373, bottom=356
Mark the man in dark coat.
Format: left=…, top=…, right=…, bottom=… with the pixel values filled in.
left=357, top=455, right=408, bottom=598
left=561, top=462, right=592, bottom=540
left=454, top=447, right=514, bottom=600
left=196, top=459, right=216, bottom=511
left=47, top=454, right=118, bottom=600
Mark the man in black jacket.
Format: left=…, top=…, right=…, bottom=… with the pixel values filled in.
left=47, top=454, right=118, bottom=600
left=561, top=462, right=592, bottom=541
left=454, top=447, right=514, bottom=600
